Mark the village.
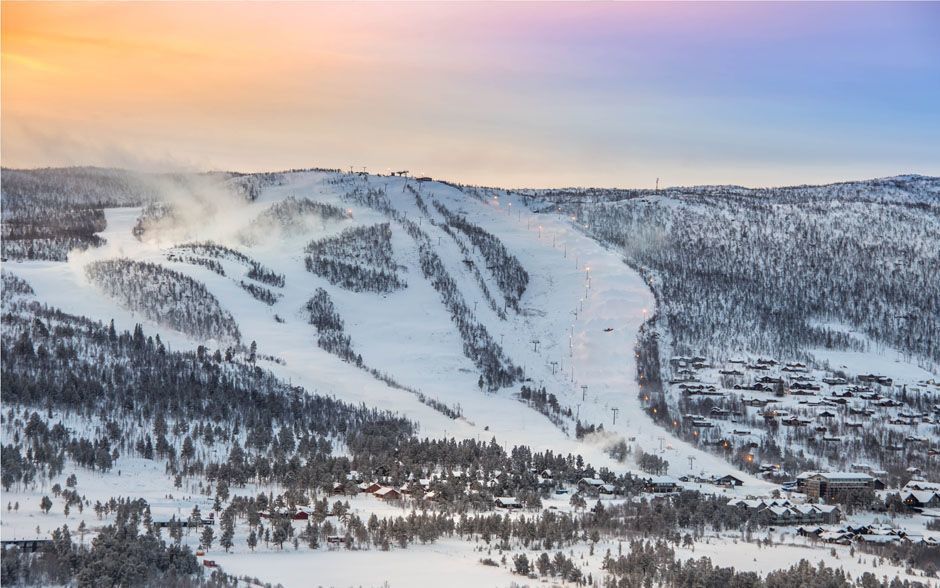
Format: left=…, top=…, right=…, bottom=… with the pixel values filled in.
left=652, top=352, right=940, bottom=489
left=170, top=462, right=940, bottom=554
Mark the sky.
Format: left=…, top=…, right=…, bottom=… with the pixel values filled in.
left=2, top=1, right=939, bottom=188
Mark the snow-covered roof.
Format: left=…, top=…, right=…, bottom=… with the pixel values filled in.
left=905, top=480, right=940, bottom=492
left=741, top=499, right=767, bottom=509
left=495, top=496, right=522, bottom=506
left=808, top=472, right=874, bottom=481
left=905, top=491, right=939, bottom=503
left=857, top=534, right=901, bottom=544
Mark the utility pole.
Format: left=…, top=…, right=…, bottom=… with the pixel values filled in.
left=611, top=407, right=619, bottom=425
left=688, top=456, right=696, bottom=472
left=550, top=361, right=558, bottom=375
left=581, top=385, right=588, bottom=401
left=532, top=340, right=540, bottom=353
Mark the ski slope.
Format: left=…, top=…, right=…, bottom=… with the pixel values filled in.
left=6, top=171, right=767, bottom=489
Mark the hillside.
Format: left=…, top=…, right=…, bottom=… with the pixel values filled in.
left=1, top=169, right=938, bottom=587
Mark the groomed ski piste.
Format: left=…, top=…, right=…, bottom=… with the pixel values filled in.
left=6, top=172, right=766, bottom=483
left=3, top=171, right=936, bottom=587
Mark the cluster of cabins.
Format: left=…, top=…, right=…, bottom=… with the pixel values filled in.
left=327, top=467, right=576, bottom=504
left=258, top=507, right=319, bottom=521
left=303, top=472, right=690, bottom=512
left=667, top=355, right=940, bottom=469
left=671, top=355, right=928, bottom=411
left=678, top=473, right=745, bottom=488
left=321, top=469, right=676, bottom=508
left=331, top=480, right=406, bottom=501
left=574, top=477, right=621, bottom=496
left=798, top=524, right=939, bottom=547
left=727, top=497, right=842, bottom=526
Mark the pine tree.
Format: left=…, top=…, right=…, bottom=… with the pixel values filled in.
left=200, top=525, right=214, bottom=550
left=513, top=553, right=530, bottom=575
left=220, top=516, right=235, bottom=552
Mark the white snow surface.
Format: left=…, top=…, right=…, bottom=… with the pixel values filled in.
left=6, top=172, right=761, bottom=485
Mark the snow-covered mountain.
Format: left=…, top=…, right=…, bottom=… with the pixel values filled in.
left=2, top=169, right=937, bottom=587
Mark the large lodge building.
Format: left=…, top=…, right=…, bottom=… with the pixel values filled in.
left=798, top=472, right=883, bottom=500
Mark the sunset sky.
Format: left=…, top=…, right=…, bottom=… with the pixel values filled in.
left=2, top=1, right=938, bottom=188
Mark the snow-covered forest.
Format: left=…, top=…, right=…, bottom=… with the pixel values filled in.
left=85, top=259, right=242, bottom=343
left=305, top=223, right=406, bottom=293
left=534, top=176, right=940, bottom=367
